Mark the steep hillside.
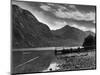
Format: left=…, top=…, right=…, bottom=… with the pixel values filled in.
left=12, top=5, right=53, bottom=48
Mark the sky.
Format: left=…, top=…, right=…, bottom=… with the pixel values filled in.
left=12, top=0, right=96, bottom=33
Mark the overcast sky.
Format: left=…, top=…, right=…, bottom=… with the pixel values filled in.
left=12, top=0, right=96, bottom=33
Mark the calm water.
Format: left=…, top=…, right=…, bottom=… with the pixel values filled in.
left=12, top=46, right=95, bottom=73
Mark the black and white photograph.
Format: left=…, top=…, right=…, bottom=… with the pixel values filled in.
left=11, top=0, right=96, bottom=74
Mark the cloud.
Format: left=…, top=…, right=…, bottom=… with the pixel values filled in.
left=50, top=21, right=67, bottom=30
left=40, top=3, right=68, bottom=12
left=39, top=3, right=95, bottom=32
left=54, top=9, right=95, bottom=23
left=40, top=4, right=51, bottom=11
left=40, top=3, right=95, bottom=23
left=69, top=5, right=77, bottom=9
left=54, top=21, right=67, bottom=26
left=70, top=24, right=95, bottom=33
left=47, top=3, right=55, bottom=6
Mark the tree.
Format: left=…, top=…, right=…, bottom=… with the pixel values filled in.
left=83, top=34, right=96, bottom=50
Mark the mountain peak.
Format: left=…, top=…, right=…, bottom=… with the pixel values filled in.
left=12, top=4, right=39, bottom=22
left=62, top=25, right=72, bottom=28
left=12, top=5, right=22, bottom=13
left=85, top=31, right=95, bottom=36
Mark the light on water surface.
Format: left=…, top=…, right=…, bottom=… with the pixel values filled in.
left=43, top=62, right=60, bottom=72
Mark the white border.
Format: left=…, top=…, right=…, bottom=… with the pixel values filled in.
left=0, top=0, right=100, bottom=75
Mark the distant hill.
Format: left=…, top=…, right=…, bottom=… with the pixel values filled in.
left=52, top=25, right=86, bottom=41
left=85, top=31, right=95, bottom=36
left=12, top=5, right=95, bottom=48
left=52, top=25, right=95, bottom=46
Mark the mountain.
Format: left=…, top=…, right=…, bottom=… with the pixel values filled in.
left=85, top=31, right=95, bottom=36
left=52, top=25, right=95, bottom=46
left=12, top=5, right=53, bottom=48
left=12, top=5, right=95, bottom=48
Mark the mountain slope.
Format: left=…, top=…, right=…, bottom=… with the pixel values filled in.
left=12, top=5, right=53, bottom=48
left=52, top=25, right=95, bottom=46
